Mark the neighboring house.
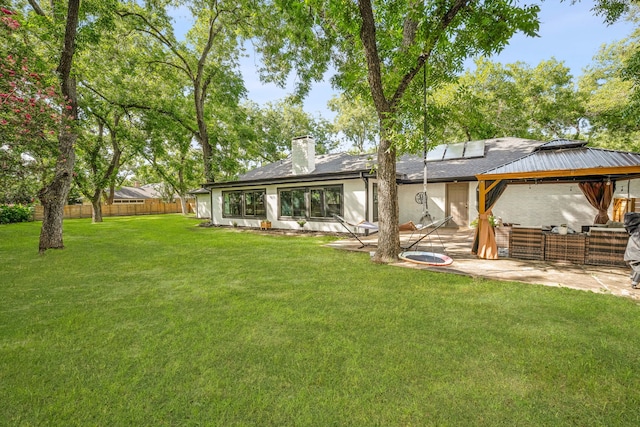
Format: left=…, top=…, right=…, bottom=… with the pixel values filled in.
left=112, top=183, right=194, bottom=213
left=199, top=136, right=640, bottom=233
left=112, top=183, right=169, bottom=204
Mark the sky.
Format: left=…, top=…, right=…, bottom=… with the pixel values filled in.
left=173, top=1, right=637, bottom=120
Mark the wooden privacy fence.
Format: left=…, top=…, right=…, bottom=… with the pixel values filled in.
left=34, top=201, right=187, bottom=220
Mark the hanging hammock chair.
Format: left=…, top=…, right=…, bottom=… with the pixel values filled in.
left=399, top=251, right=453, bottom=266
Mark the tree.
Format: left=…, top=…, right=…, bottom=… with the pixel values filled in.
left=135, top=109, right=204, bottom=214
left=72, top=18, right=152, bottom=223
left=582, top=41, right=640, bottom=149
left=20, top=0, right=82, bottom=253
left=0, top=7, right=64, bottom=205
left=432, top=58, right=587, bottom=142
left=579, top=5, right=640, bottom=150
left=242, top=99, right=338, bottom=167
left=258, top=1, right=539, bottom=262
left=117, top=0, right=250, bottom=183
left=328, top=93, right=378, bottom=153
left=73, top=109, right=127, bottom=222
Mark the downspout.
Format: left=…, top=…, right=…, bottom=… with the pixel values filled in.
left=361, top=171, right=370, bottom=235
left=209, top=188, right=215, bottom=225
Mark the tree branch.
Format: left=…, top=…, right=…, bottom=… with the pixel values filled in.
left=358, top=0, right=388, bottom=115
left=27, top=0, right=46, bottom=17
left=117, top=10, right=195, bottom=80
left=146, top=59, right=190, bottom=76
left=81, top=82, right=199, bottom=136
left=391, top=0, right=470, bottom=107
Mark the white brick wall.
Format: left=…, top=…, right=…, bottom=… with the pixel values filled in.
left=492, top=179, right=640, bottom=229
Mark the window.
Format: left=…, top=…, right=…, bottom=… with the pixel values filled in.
left=279, top=185, right=343, bottom=220
left=244, top=190, right=266, bottom=217
left=113, top=199, right=144, bottom=204
left=310, top=187, right=342, bottom=218
left=223, top=189, right=266, bottom=218
left=280, top=188, right=306, bottom=217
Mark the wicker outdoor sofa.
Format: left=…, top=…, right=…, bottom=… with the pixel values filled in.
left=498, top=225, right=628, bottom=266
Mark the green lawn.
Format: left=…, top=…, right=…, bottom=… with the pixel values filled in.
left=1, top=215, right=639, bottom=426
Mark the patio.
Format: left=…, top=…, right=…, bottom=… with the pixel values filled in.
left=326, top=227, right=640, bottom=300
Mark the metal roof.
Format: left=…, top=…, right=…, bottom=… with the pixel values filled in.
left=535, top=138, right=587, bottom=150
left=477, top=145, right=640, bottom=181
left=188, top=187, right=210, bottom=195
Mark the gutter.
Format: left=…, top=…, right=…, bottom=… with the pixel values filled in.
left=204, top=170, right=376, bottom=189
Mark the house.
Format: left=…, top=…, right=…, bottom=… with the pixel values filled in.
left=110, top=183, right=194, bottom=215
left=199, top=135, right=640, bottom=233
left=112, top=183, right=170, bottom=204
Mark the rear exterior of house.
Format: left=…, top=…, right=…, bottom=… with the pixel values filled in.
left=206, top=137, right=374, bottom=232
left=200, top=136, right=640, bottom=233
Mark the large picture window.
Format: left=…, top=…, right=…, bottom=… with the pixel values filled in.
left=223, top=189, right=266, bottom=218
left=279, top=185, right=343, bottom=220
left=280, top=188, right=306, bottom=217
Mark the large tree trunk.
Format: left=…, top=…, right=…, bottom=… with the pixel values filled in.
left=90, top=189, right=103, bottom=223
left=106, top=185, right=115, bottom=205
left=179, top=195, right=188, bottom=215
left=38, top=0, right=79, bottom=253
left=38, top=107, right=77, bottom=252
left=38, top=164, right=72, bottom=252
left=372, top=132, right=400, bottom=262
left=359, top=0, right=401, bottom=262
left=195, top=86, right=214, bottom=182
left=89, top=115, right=121, bottom=223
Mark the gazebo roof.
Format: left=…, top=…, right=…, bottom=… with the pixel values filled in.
left=476, top=140, right=640, bottom=181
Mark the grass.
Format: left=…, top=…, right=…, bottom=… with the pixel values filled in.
left=1, top=215, right=639, bottom=426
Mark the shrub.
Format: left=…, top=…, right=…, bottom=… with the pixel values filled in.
left=0, top=204, right=34, bottom=224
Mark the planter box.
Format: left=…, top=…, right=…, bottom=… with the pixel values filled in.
left=260, top=221, right=272, bottom=230
left=494, top=226, right=511, bottom=250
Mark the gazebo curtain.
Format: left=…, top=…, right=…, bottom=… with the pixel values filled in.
left=579, top=181, right=615, bottom=224
left=473, top=180, right=508, bottom=259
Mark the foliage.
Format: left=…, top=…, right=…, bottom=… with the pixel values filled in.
left=328, top=93, right=378, bottom=153
left=133, top=109, right=204, bottom=210
left=242, top=99, right=337, bottom=166
left=431, top=58, right=588, bottom=142
left=592, top=0, right=639, bottom=24
left=1, top=215, right=640, bottom=425
left=0, top=204, right=33, bottom=223
left=470, top=215, right=497, bottom=228
left=0, top=7, right=65, bottom=199
left=116, top=0, right=251, bottom=182
left=580, top=25, right=640, bottom=150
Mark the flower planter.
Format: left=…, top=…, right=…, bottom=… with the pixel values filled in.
left=260, top=220, right=272, bottom=230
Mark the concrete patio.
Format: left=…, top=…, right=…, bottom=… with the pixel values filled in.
left=325, top=227, right=640, bottom=300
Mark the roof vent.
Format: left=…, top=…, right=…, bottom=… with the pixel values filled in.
left=291, top=135, right=315, bottom=175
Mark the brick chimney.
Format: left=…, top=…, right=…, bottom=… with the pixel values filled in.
left=291, top=135, right=315, bottom=175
